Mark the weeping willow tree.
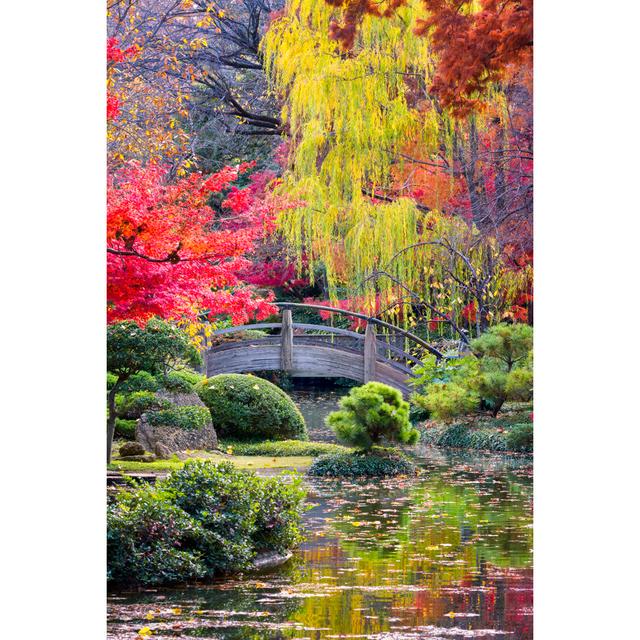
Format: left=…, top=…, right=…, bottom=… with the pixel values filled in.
left=261, top=0, right=529, bottom=338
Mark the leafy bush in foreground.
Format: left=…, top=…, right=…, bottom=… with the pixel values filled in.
left=222, top=439, right=350, bottom=457
left=107, top=460, right=306, bottom=585
left=327, top=382, right=419, bottom=450
left=308, top=448, right=417, bottom=478
left=196, top=374, right=307, bottom=441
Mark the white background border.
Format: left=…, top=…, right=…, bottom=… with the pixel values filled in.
left=2, top=1, right=639, bottom=637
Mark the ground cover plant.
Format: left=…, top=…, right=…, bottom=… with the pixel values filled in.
left=420, top=403, right=533, bottom=453
left=221, top=439, right=350, bottom=457
left=107, top=460, right=306, bottom=585
left=197, top=374, right=307, bottom=441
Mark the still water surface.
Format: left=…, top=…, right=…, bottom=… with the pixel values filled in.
left=108, top=447, right=532, bottom=639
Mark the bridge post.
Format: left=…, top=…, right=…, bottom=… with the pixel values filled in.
left=281, top=308, right=294, bottom=371
left=363, top=321, right=377, bottom=383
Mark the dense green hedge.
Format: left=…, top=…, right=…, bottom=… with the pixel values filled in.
left=222, top=439, right=350, bottom=457
left=147, top=405, right=211, bottom=431
left=107, top=460, right=306, bottom=585
left=196, top=374, right=307, bottom=441
left=308, top=448, right=417, bottom=478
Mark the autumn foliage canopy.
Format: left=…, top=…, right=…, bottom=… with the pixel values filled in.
left=107, top=161, right=277, bottom=325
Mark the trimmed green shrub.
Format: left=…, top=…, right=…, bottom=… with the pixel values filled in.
left=107, top=461, right=307, bottom=585
left=115, top=391, right=171, bottom=419
left=506, top=423, right=533, bottom=452
left=147, top=405, right=210, bottom=431
left=222, top=439, right=350, bottom=457
left=161, top=369, right=205, bottom=393
left=196, top=374, right=307, bottom=440
left=308, top=448, right=417, bottom=478
left=327, top=382, right=419, bottom=450
left=114, top=418, right=136, bottom=440
left=118, top=371, right=160, bottom=394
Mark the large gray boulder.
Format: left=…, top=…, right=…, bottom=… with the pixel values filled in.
left=136, top=389, right=218, bottom=453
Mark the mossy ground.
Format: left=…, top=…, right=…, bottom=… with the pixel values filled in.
left=108, top=448, right=314, bottom=474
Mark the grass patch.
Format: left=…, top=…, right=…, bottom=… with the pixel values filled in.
left=308, top=447, right=417, bottom=478
left=220, top=439, right=350, bottom=457
left=108, top=451, right=314, bottom=474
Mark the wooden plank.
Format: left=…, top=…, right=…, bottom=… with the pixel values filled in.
left=363, top=322, right=377, bottom=383
left=205, top=341, right=414, bottom=397
left=281, top=309, right=293, bottom=371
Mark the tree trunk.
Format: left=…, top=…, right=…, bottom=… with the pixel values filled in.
left=106, top=379, right=122, bottom=464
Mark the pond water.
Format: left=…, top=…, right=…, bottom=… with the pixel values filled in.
left=287, top=385, right=348, bottom=442
left=108, top=449, right=533, bottom=639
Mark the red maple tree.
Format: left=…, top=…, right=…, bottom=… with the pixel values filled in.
left=107, top=161, right=277, bottom=325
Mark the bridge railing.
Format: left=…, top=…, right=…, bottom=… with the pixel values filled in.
left=207, top=302, right=443, bottom=378
left=275, top=302, right=444, bottom=362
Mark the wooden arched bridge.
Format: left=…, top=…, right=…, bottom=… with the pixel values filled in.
left=205, top=303, right=444, bottom=397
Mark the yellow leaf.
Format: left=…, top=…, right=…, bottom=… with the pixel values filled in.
left=138, top=627, right=153, bottom=637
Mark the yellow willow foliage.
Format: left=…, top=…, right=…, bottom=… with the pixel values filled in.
left=262, top=1, right=441, bottom=284
left=262, top=0, right=522, bottom=330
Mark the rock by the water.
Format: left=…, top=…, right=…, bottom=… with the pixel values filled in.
left=136, top=394, right=217, bottom=454
left=118, top=453, right=157, bottom=462
left=155, top=389, right=203, bottom=407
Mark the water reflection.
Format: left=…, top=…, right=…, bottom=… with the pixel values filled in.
left=108, top=451, right=532, bottom=639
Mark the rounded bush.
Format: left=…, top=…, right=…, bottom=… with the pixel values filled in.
left=308, top=448, right=417, bottom=478
left=196, top=374, right=307, bottom=440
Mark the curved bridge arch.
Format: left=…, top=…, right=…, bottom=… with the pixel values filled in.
left=205, top=303, right=444, bottom=397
